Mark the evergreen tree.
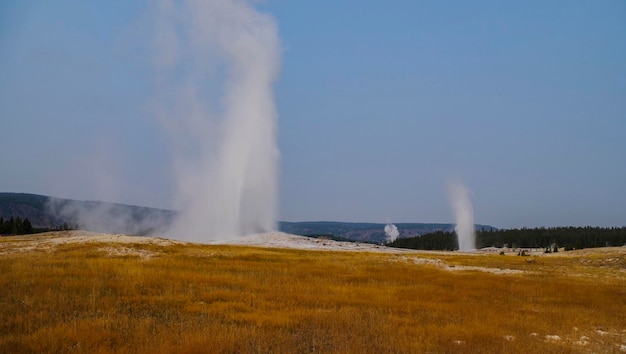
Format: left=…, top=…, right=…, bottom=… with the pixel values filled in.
left=19, top=218, right=33, bottom=234
left=6, top=217, right=15, bottom=235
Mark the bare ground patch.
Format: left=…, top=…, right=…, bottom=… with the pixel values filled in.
left=0, top=230, right=186, bottom=255
left=396, top=255, right=528, bottom=275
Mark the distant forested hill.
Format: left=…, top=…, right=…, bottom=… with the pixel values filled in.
left=1, top=193, right=496, bottom=241
left=278, top=221, right=497, bottom=244
left=0, top=193, right=174, bottom=235
left=0, top=193, right=63, bottom=229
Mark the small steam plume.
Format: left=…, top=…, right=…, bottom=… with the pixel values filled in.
left=384, top=223, right=400, bottom=243
left=153, top=0, right=281, bottom=242
left=447, top=181, right=476, bottom=251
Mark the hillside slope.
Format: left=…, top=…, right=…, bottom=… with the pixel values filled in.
left=0, top=193, right=174, bottom=235
left=1, top=193, right=496, bottom=241
left=279, top=221, right=496, bottom=243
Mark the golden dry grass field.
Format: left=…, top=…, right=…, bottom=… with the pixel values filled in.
left=1, top=231, right=625, bottom=353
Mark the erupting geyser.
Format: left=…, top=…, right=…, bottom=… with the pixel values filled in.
left=447, top=181, right=476, bottom=251
left=154, top=0, right=281, bottom=242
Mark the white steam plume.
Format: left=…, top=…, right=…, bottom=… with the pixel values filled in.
left=447, top=181, right=476, bottom=251
left=153, top=0, right=281, bottom=242
left=384, top=223, right=400, bottom=243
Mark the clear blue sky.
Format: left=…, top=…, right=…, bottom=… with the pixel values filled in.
left=1, top=1, right=625, bottom=228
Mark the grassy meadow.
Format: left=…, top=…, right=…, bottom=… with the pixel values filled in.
left=0, top=233, right=625, bottom=353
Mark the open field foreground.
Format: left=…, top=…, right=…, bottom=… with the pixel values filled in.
left=1, top=231, right=625, bottom=353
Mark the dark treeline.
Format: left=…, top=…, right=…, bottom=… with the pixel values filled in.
left=0, top=217, right=74, bottom=236
left=0, top=216, right=33, bottom=235
left=476, top=227, right=626, bottom=250
left=388, top=231, right=459, bottom=251
left=388, top=227, right=626, bottom=251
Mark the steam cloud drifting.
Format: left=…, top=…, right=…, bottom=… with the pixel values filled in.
left=447, top=181, right=476, bottom=251
left=384, top=223, right=399, bottom=243
left=154, top=0, right=281, bottom=242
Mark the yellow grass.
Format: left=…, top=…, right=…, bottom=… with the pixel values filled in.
left=1, top=234, right=625, bottom=353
